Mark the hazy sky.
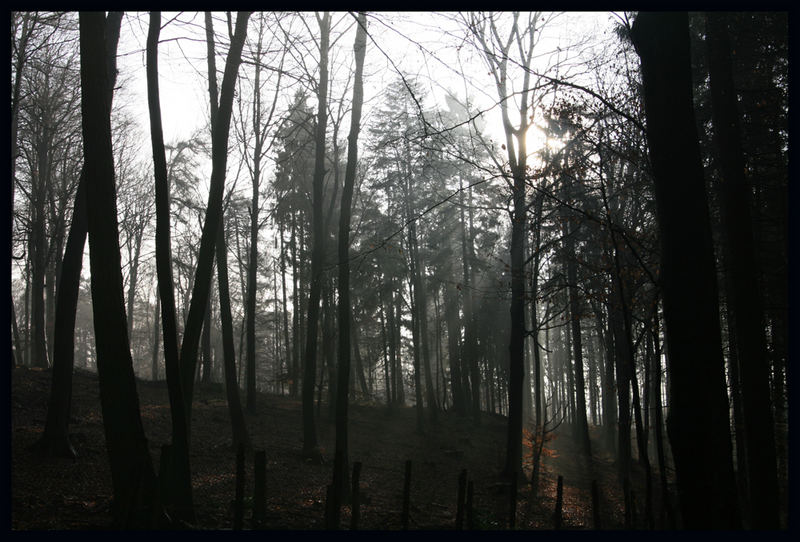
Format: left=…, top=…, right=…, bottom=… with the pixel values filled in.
left=113, top=12, right=616, bottom=157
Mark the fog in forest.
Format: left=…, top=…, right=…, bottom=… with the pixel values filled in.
left=10, top=11, right=788, bottom=531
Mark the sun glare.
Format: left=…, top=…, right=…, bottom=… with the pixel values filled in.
left=525, top=124, right=565, bottom=166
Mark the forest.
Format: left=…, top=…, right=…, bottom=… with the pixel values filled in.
left=9, top=11, right=789, bottom=530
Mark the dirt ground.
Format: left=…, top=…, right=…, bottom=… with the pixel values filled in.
left=11, top=365, right=662, bottom=530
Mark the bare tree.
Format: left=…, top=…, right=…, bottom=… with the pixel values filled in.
left=301, top=11, right=330, bottom=463
left=463, top=11, right=546, bottom=481
left=79, top=11, right=157, bottom=527
left=36, top=11, right=122, bottom=459
left=146, top=10, right=195, bottom=523
left=205, top=11, right=250, bottom=451
left=177, top=10, right=251, bottom=418
left=329, top=11, right=368, bottom=528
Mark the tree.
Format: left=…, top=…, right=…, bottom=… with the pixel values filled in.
left=146, top=10, right=195, bottom=523
left=301, top=11, right=330, bottom=462
left=562, top=182, right=592, bottom=458
left=177, top=11, right=251, bottom=418
left=238, top=13, right=287, bottom=415
left=17, top=16, right=82, bottom=370
left=464, top=11, right=544, bottom=481
left=704, top=12, right=779, bottom=529
left=118, top=163, right=155, bottom=341
left=273, top=90, right=315, bottom=400
left=630, top=11, right=741, bottom=528
left=36, top=11, right=122, bottom=459
left=79, top=11, right=158, bottom=527
left=329, top=11, right=367, bottom=528
left=205, top=11, right=250, bottom=451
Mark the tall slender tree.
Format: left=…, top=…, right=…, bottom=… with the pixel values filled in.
left=177, top=11, right=251, bottom=418
left=146, top=10, right=195, bottom=523
left=37, top=11, right=122, bottom=459
left=329, top=11, right=368, bottom=528
left=301, top=11, right=330, bottom=462
left=79, top=11, right=157, bottom=527
left=205, top=11, right=249, bottom=450
left=464, top=11, right=543, bottom=481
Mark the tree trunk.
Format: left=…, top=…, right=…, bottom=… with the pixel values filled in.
left=201, top=297, right=212, bottom=384
left=394, top=291, right=405, bottom=404
left=30, top=195, right=48, bottom=368
left=386, top=289, right=400, bottom=405
left=178, top=11, right=251, bottom=415
left=290, top=212, right=300, bottom=398
left=216, top=218, right=250, bottom=450
left=301, top=11, right=330, bottom=461
left=444, top=285, right=465, bottom=415
left=203, top=11, right=249, bottom=451
left=126, top=230, right=144, bottom=340
left=631, top=11, right=741, bottom=528
left=12, top=297, right=23, bottom=367
left=38, top=12, right=123, bottom=459
left=45, top=257, right=56, bottom=367
left=323, top=282, right=337, bottom=417
left=147, top=11, right=195, bottom=523
left=245, top=62, right=262, bottom=416
left=504, top=157, right=526, bottom=480
left=330, top=13, right=367, bottom=525
left=352, top=312, right=369, bottom=397
left=280, top=223, right=291, bottom=393
left=409, top=222, right=437, bottom=423
left=650, top=311, right=675, bottom=528
left=378, top=290, right=392, bottom=407
left=151, top=295, right=160, bottom=381
left=435, top=291, right=446, bottom=410
left=407, top=274, right=425, bottom=433
left=565, top=228, right=591, bottom=457
left=629, top=342, right=654, bottom=528
left=459, top=180, right=478, bottom=418
left=609, top=278, right=631, bottom=485
left=79, top=12, right=157, bottom=526
left=705, top=12, right=780, bottom=529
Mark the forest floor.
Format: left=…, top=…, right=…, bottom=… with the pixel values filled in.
left=11, top=365, right=670, bottom=531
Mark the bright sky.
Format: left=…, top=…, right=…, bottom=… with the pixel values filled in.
left=97, top=11, right=617, bottom=295
left=113, top=11, right=617, bottom=167
left=11, top=10, right=622, bottom=312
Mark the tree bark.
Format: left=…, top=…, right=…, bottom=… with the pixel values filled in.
left=147, top=11, right=195, bottom=523
left=79, top=12, right=157, bottom=527
left=280, top=223, right=291, bottom=393
left=301, top=11, right=330, bottom=461
left=705, top=11, right=779, bottom=529
left=444, top=285, right=465, bottom=415
left=565, top=225, right=591, bottom=457
left=631, top=11, right=741, bottom=528
left=330, top=13, right=368, bottom=524
left=458, top=178, right=478, bottom=417
left=290, top=212, right=300, bottom=398
left=203, top=11, right=249, bottom=451
left=245, top=27, right=265, bottom=415
left=125, top=227, right=144, bottom=340
left=201, top=297, right=212, bottom=384
left=216, top=218, right=250, bottom=450
left=178, top=11, right=250, bottom=415
left=650, top=311, right=675, bottom=528
left=151, top=295, right=160, bottom=381
left=38, top=11, right=123, bottom=459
